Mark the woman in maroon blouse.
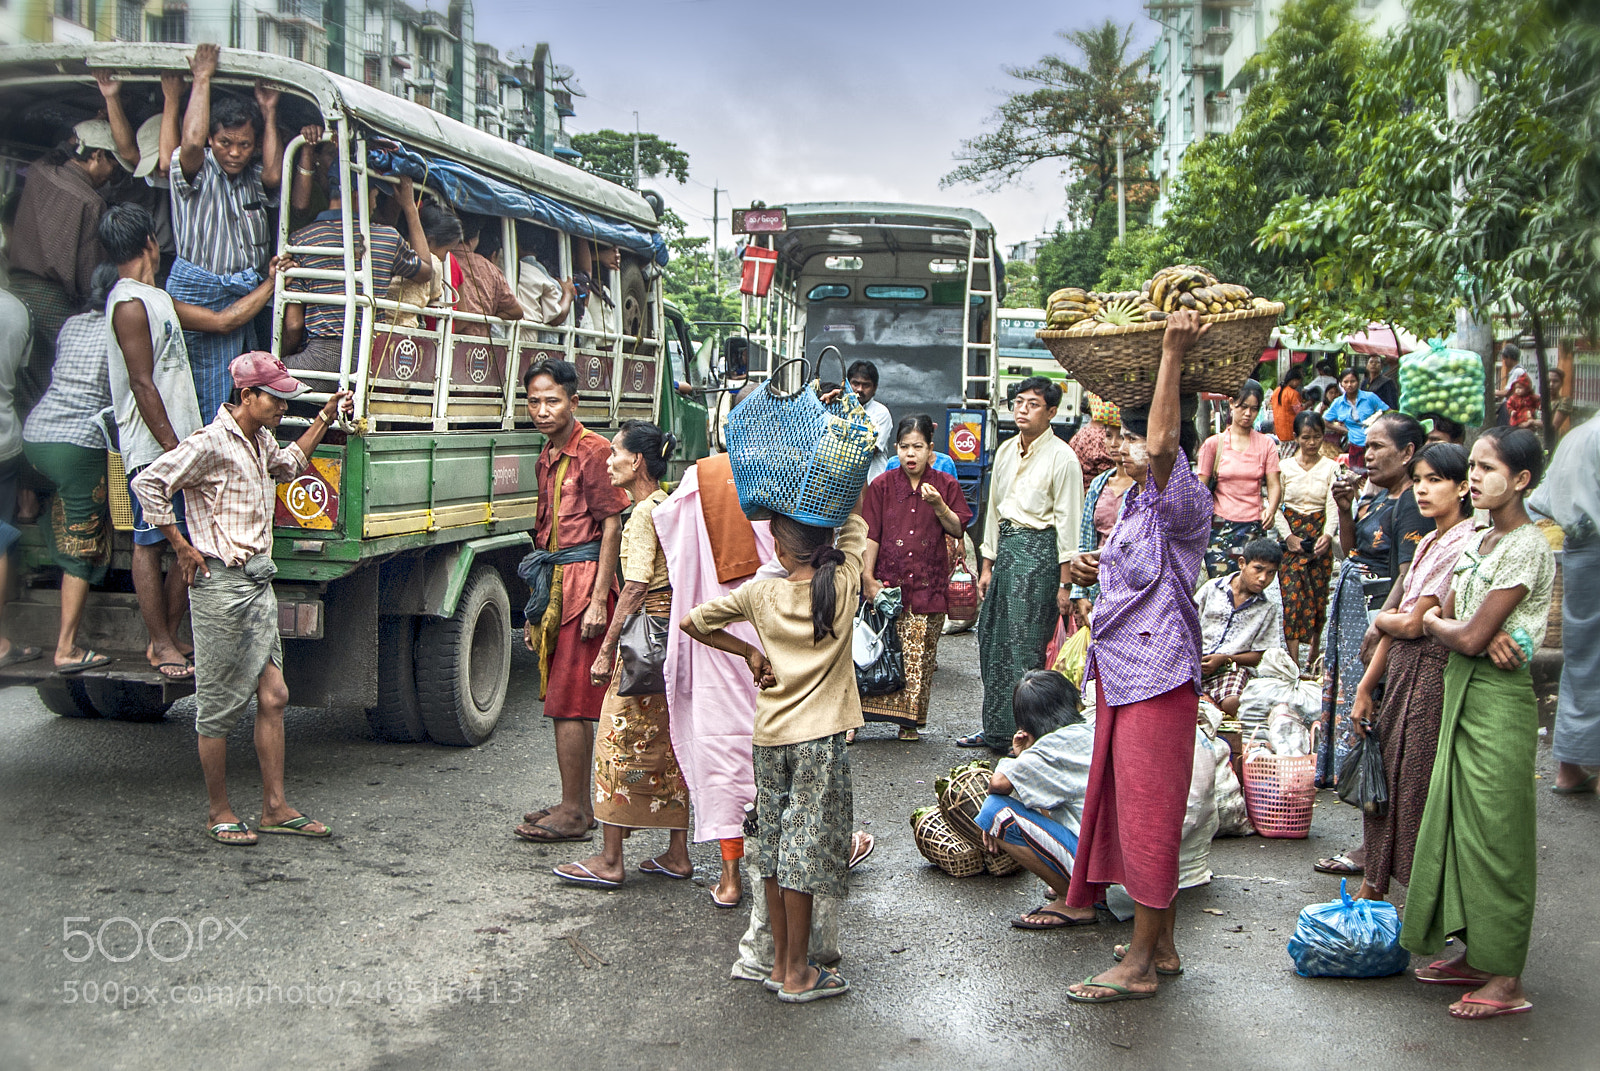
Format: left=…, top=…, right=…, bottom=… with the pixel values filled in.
left=860, top=415, right=973, bottom=740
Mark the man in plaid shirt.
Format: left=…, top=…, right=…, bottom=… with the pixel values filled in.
left=132, top=353, right=351, bottom=846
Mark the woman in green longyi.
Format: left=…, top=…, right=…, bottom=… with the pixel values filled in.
left=1403, top=426, right=1555, bottom=1021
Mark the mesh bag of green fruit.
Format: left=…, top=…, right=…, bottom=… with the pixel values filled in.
left=1398, top=342, right=1485, bottom=427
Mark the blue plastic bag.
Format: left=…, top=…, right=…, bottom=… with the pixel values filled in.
left=1286, top=880, right=1409, bottom=978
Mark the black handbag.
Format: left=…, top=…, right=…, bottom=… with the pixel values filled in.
left=853, top=602, right=906, bottom=697
left=615, top=612, right=670, bottom=696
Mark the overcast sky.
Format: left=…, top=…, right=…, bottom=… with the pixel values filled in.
left=473, top=0, right=1157, bottom=251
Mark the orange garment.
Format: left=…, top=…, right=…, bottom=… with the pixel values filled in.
left=1272, top=384, right=1303, bottom=440
left=720, top=837, right=745, bottom=862
left=697, top=453, right=761, bottom=584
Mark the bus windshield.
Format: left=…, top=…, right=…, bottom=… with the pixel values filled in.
left=997, top=315, right=1046, bottom=353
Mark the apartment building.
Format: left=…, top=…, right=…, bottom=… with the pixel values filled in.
left=1146, top=0, right=1407, bottom=220
left=10, top=0, right=582, bottom=159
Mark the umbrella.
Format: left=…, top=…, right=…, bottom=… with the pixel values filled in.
left=1346, top=323, right=1420, bottom=358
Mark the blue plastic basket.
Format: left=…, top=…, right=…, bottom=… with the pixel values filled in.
left=725, top=357, right=876, bottom=528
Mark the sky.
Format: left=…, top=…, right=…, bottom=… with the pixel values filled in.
left=472, top=0, right=1158, bottom=252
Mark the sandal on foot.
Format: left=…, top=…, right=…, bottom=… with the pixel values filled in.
left=1449, top=995, right=1533, bottom=1019
left=1113, top=943, right=1183, bottom=974
left=206, top=821, right=257, bottom=846
left=552, top=862, right=621, bottom=889
left=955, top=732, right=989, bottom=748
left=514, top=821, right=593, bottom=844
left=1551, top=773, right=1598, bottom=795
left=153, top=661, right=194, bottom=680
left=638, top=858, right=692, bottom=879
left=1416, top=959, right=1491, bottom=986
left=1066, top=977, right=1156, bottom=1004
left=56, top=651, right=112, bottom=674
left=711, top=888, right=743, bottom=909
left=0, top=645, right=44, bottom=670
left=1313, top=853, right=1363, bottom=875
left=258, top=815, right=330, bottom=837
left=897, top=727, right=921, bottom=741
left=848, top=832, right=875, bottom=869
left=1012, top=907, right=1098, bottom=930
left=777, top=964, right=850, bottom=1003
left=844, top=728, right=857, bottom=745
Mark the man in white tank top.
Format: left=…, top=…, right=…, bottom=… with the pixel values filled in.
left=101, top=204, right=277, bottom=679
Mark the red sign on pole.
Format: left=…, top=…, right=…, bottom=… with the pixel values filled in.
left=732, top=207, right=787, bottom=234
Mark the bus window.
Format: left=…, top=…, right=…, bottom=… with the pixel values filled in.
left=807, top=284, right=851, bottom=301
left=823, top=255, right=863, bottom=271
left=864, top=285, right=927, bottom=301
left=928, top=258, right=966, bottom=274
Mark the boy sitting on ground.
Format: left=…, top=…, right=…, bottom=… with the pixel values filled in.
left=977, top=669, right=1096, bottom=930
left=1195, top=539, right=1285, bottom=717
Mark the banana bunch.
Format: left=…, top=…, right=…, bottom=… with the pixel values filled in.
left=1046, top=286, right=1101, bottom=328
left=1146, top=265, right=1268, bottom=318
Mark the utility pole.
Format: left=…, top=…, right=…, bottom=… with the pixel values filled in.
left=631, top=110, right=641, bottom=190
left=1116, top=129, right=1126, bottom=241
left=1446, top=68, right=1494, bottom=414
left=711, top=184, right=723, bottom=293
left=380, top=0, right=392, bottom=95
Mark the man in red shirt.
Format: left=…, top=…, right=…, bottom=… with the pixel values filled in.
left=515, top=359, right=627, bottom=843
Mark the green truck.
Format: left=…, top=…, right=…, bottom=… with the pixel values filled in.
left=0, top=44, right=713, bottom=744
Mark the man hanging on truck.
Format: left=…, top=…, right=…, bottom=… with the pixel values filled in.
left=104, top=203, right=279, bottom=680
left=132, top=353, right=352, bottom=845
left=514, top=358, right=627, bottom=844
left=167, top=43, right=284, bottom=422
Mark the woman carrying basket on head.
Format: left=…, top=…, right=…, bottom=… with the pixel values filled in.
left=859, top=414, right=972, bottom=742
left=1062, top=309, right=1214, bottom=1005
left=553, top=421, right=692, bottom=890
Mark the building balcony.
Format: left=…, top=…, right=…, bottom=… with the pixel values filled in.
left=275, top=0, right=321, bottom=24
left=1204, top=94, right=1235, bottom=135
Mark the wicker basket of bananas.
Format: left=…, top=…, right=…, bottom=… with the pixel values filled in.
left=1038, top=267, right=1284, bottom=408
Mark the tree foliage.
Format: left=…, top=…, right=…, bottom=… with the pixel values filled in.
left=944, top=21, right=1158, bottom=227
left=570, top=130, right=691, bottom=189
left=1034, top=213, right=1120, bottom=294
left=1096, top=225, right=1183, bottom=291
left=1161, top=0, right=1372, bottom=300
left=1003, top=259, right=1041, bottom=309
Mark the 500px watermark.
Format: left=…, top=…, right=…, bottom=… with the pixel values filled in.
left=60, top=916, right=249, bottom=963
left=59, top=977, right=530, bottom=1008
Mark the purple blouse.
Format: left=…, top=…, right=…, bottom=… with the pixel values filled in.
left=1085, top=453, right=1214, bottom=706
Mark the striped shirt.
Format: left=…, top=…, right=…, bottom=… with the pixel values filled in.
left=23, top=310, right=113, bottom=451
left=288, top=212, right=422, bottom=338
left=168, top=148, right=277, bottom=275
left=1084, top=454, right=1214, bottom=707
left=130, top=404, right=308, bottom=567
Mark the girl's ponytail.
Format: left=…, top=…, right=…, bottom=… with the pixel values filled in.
left=808, top=545, right=847, bottom=643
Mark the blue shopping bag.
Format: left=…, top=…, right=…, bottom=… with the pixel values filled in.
left=1287, top=879, right=1409, bottom=978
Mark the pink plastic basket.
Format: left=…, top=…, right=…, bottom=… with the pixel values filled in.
left=1240, top=728, right=1318, bottom=839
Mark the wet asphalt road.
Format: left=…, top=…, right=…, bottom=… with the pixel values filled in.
left=1, top=633, right=1597, bottom=1071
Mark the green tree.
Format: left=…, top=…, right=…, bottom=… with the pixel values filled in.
left=1034, top=214, right=1118, bottom=294
left=1096, top=225, right=1182, bottom=291
left=1003, top=259, right=1041, bottom=308
left=570, top=130, right=690, bottom=189
left=943, top=21, right=1158, bottom=229
left=660, top=210, right=740, bottom=323
left=1162, top=0, right=1372, bottom=299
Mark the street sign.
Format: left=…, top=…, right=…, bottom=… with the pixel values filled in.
left=732, top=207, right=786, bottom=234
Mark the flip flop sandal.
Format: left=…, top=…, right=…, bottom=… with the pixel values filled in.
left=1551, top=773, right=1598, bottom=795
left=1012, top=908, right=1099, bottom=930
left=848, top=833, right=875, bottom=869
left=1313, top=853, right=1364, bottom=875
left=776, top=965, right=850, bottom=1003
left=1416, top=959, right=1491, bottom=986
left=954, top=732, right=990, bottom=748
left=638, top=858, right=692, bottom=879
left=710, top=888, right=743, bottom=909
left=206, top=821, right=257, bottom=846
left=1449, top=995, right=1533, bottom=1019
left=514, top=822, right=593, bottom=844
left=552, top=863, right=621, bottom=889
left=258, top=815, right=331, bottom=837
left=1113, top=943, right=1183, bottom=974
left=762, top=961, right=827, bottom=992
left=522, top=810, right=600, bottom=829
left=1065, top=977, right=1157, bottom=1004
left=56, top=651, right=112, bottom=675
left=0, top=645, right=44, bottom=669
left=154, top=661, right=194, bottom=680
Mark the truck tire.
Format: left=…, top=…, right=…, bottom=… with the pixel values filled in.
left=367, top=615, right=427, bottom=742
left=37, top=676, right=101, bottom=718
left=619, top=261, right=648, bottom=344
left=85, top=677, right=172, bottom=722
left=415, top=566, right=511, bottom=746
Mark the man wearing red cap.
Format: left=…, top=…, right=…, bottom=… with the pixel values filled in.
left=131, top=353, right=352, bottom=846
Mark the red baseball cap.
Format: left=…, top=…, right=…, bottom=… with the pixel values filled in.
left=230, top=351, right=309, bottom=399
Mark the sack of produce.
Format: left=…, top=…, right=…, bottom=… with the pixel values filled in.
left=1210, top=734, right=1254, bottom=837
left=1237, top=648, right=1322, bottom=728
left=1287, top=880, right=1409, bottom=978
left=725, top=355, right=876, bottom=528
left=1398, top=342, right=1486, bottom=427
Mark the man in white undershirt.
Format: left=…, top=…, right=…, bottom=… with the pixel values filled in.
left=847, top=359, right=894, bottom=482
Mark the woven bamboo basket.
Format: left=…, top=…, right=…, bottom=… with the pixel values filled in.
left=936, top=761, right=993, bottom=847
left=911, top=806, right=985, bottom=877
left=983, top=847, right=1022, bottom=876
left=1036, top=303, right=1285, bottom=409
